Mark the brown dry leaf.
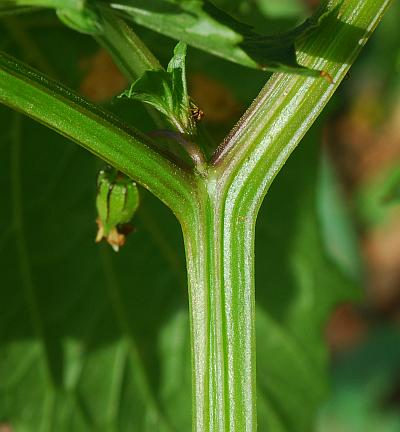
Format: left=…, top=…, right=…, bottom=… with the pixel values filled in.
left=189, top=73, right=241, bottom=123
left=79, top=49, right=128, bottom=102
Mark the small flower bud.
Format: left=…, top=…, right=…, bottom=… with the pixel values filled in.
left=95, top=168, right=140, bottom=252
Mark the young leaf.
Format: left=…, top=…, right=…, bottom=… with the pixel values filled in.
left=120, top=41, right=198, bottom=135
left=2, top=0, right=330, bottom=76
left=102, top=0, right=329, bottom=76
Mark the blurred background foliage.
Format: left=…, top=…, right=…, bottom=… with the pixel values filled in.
left=0, top=0, right=399, bottom=431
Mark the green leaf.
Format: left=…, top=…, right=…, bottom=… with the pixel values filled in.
left=0, top=5, right=36, bottom=15
left=121, top=41, right=197, bottom=135
left=56, top=7, right=104, bottom=34
left=0, top=0, right=332, bottom=76
left=0, top=108, right=190, bottom=431
left=101, top=0, right=328, bottom=76
left=0, top=24, right=191, bottom=429
left=0, top=0, right=84, bottom=11
left=319, top=328, right=400, bottom=432
left=355, top=164, right=400, bottom=228
left=317, top=153, right=363, bottom=282
left=253, top=0, right=306, bottom=19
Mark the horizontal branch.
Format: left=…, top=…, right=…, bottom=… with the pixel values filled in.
left=0, top=51, right=195, bottom=219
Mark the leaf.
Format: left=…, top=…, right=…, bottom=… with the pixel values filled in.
left=0, top=0, right=325, bottom=76
left=0, top=108, right=191, bottom=431
left=0, top=5, right=35, bottom=15
left=56, top=7, right=104, bottom=35
left=120, top=41, right=197, bottom=135
left=0, top=22, right=191, bottom=431
left=1, top=0, right=331, bottom=76
left=355, top=164, right=400, bottom=228
left=0, top=0, right=83, bottom=14
left=319, top=328, right=400, bottom=432
left=100, top=0, right=329, bottom=76
left=317, top=153, right=363, bottom=282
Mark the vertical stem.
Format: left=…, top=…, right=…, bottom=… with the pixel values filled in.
left=94, top=11, right=165, bottom=128
left=183, top=173, right=256, bottom=432
left=95, top=11, right=161, bottom=81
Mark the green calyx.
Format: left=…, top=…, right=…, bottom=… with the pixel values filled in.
left=95, top=168, right=140, bottom=251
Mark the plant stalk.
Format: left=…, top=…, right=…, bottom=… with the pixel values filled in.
left=183, top=2, right=393, bottom=430
left=183, top=171, right=256, bottom=432
left=0, top=51, right=195, bottom=219
left=95, top=11, right=162, bottom=80
left=94, top=10, right=168, bottom=129
left=0, top=1, right=393, bottom=431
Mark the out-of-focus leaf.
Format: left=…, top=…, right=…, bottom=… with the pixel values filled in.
left=0, top=5, right=36, bottom=15
left=100, top=0, right=329, bottom=76
left=121, top=41, right=197, bottom=135
left=348, top=1, right=400, bottom=100
left=0, top=108, right=191, bottom=431
left=0, top=20, right=191, bottom=431
left=317, top=153, right=363, bottom=283
left=56, top=7, right=103, bottom=34
left=0, top=0, right=83, bottom=12
left=1, top=0, right=331, bottom=75
left=356, top=165, right=400, bottom=228
left=1, top=0, right=82, bottom=8
left=317, top=328, right=400, bottom=432
left=253, top=0, right=305, bottom=19
left=256, top=126, right=358, bottom=431
left=207, top=0, right=307, bottom=35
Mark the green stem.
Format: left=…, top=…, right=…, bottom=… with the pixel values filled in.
left=183, top=1, right=392, bottom=431
left=0, top=51, right=195, bottom=219
left=94, top=10, right=167, bottom=129
left=95, top=11, right=161, bottom=81
left=1, top=0, right=82, bottom=9
left=183, top=173, right=256, bottom=432
left=0, top=1, right=392, bottom=431
left=213, top=0, right=392, bottom=185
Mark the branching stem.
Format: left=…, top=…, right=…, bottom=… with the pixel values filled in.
left=0, top=51, right=195, bottom=220
left=0, top=1, right=392, bottom=431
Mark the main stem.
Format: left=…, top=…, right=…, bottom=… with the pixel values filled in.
left=183, top=172, right=256, bottom=432
left=180, top=3, right=393, bottom=428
